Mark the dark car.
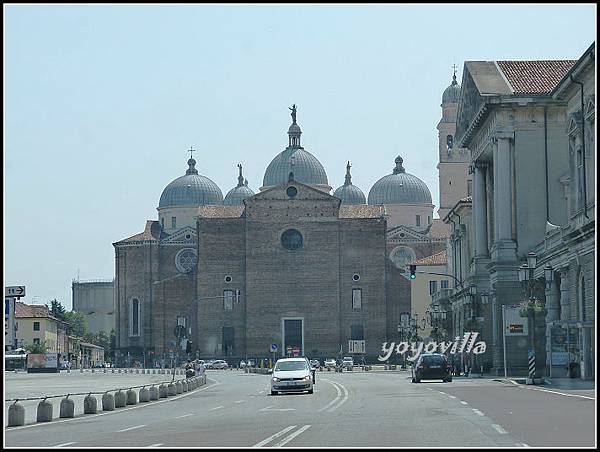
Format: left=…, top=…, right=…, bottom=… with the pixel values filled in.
left=411, top=353, right=452, bottom=383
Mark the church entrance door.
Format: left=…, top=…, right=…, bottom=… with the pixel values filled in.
left=282, top=318, right=303, bottom=358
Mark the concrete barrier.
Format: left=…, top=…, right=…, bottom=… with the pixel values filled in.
left=159, top=384, right=168, bottom=398
left=112, top=369, right=115, bottom=373
left=182, top=380, right=188, bottom=392
left=138, top=387, right=150, bottom=403
left=126, top=389, right=137, bottom=405
left=59, top=396, right=75, bottom=418
left=167, top=383, right=176, bottom=396
left=37, top=399, right=53, bottom=422
left=149, top=386, right=159, bottom=400
left=8, top=401, right=25, bottom=427
left=114, top=390, right=127, bottom=408
left=175, top=381, right=183, bottom=394
left=84, top=394, right=98, bottom=414
left=102, top=392, right=115, bottom=411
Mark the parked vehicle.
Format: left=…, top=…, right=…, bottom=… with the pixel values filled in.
left=309, top=359, right=321, bottom=370
left=204, top=360, right=216, bottom=369
left=211, top=360, right=229, bottom=369
left=342, top=356, right=354, bottom=370
left=324, top=358, right=336, bottom=371
left=411, top=353, right=452, bottom=383
left=271, top=358, right=314, bottom=395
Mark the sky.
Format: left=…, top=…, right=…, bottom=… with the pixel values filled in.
left=4, top=4, right=596, bottom=310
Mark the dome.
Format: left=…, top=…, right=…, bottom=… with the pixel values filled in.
left=442, top=72, right=461, bottom=104
left=224, top=164, right=255, bottom=205
left=368, top=156, right=432, bottom=205
left=158, top=158, right=223, bottom=208
left=263, top=147, right=328, bottom=187
left=333, top=161, right=366, bottom=204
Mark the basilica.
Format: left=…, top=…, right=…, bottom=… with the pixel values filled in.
left=113, top=78, right=464, bottom=365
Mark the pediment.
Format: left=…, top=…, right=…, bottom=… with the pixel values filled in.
left=387, top=225, right=429, bottom=241
left=160, top=226, right=196, bottom=245
left=248, top=179, right=337, bottom=204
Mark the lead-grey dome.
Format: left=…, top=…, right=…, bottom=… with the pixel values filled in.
left=442, top=72, right=461, bottom=104
left=333, top=161, right=366, bottom=204
left=224, top=164, right=255, bottom=205
left=159, top=158, right=223, bottom=208
left=262, top=112, right=328, bottom=188
left=368, top=156, right=432, bottom=205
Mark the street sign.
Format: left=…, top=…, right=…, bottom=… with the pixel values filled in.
left=5, top=286, right=25, bottom=298
left=348, top=340, right=366, bottom=354
left=270, top=343, right=278, bottom=353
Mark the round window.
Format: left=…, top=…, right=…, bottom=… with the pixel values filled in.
left=281, top=229, right=303, bottom=250
left=286, top=186, right=298, bottom=198
left=175, top=248, right=198, bottom=273
left=224, top=276, right=232, bottom=283
left=353, top=274, right=360, bottom=281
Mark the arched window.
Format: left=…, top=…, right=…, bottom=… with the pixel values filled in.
left=129, top=298, right=141, bottom=337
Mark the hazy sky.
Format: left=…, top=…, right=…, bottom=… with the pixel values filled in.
left=4, top=4, right=596, bottom=309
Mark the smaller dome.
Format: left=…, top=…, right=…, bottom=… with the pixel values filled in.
left=333, top=161, right=366, bottom=204
left=368, top=156, right=432, bottom=205
left=288, top=123, right=302, bottom=134
left=442, top=72, right=461, bottom=104
left=224, top=164, right=255, bottom=205
left=159, top=157, right=223, bottom=208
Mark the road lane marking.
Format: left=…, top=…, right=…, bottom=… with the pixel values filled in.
left=147, top=444, right=164, bottom=447
left=273, top=425, right=311, bottom=447
left=459, top=401, right=468, bottom=405
left=175, top=413, right=195, bottom=418
left=437, top=391, right=446, bottom=395
left=235, top=400, right=245, bottom=404
left=117, top=424, right=147, bottom=432
left=327, top=381, right=349, bottom=412
left=472, top=409, right=484, bottom=416
left=516, top=443, right=530, bottom=447
left=252, top=425, right=297, bottom=447
left=318, top=380, right=341, bottom=412
left=5, top=378, right=222, bottom=431
left=525, top=387, right=595, bottom=400
left=259, top=390, right=265, bottom=394
left=447, top=395, right=457, bottom=399
left=491, top=424, right=507, bottom=434
left=53, top=442, right=77, bottom=447
left=259, top=406, right=296, bottom=412
left=210, top=406, right=224, bottom=411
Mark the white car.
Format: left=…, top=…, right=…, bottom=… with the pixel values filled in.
left=211, top=360, right=229, bottom=369
left=324, top=358, right=336, bottom=370
left=342, top=356, right=354, bottom=370
left=271, top=358, right=314, bottom=395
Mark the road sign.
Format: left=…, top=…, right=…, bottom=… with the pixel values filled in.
left=5, top=286, right=25, bottom=298
left=348, top=340, right=365, bottom=354
left=270, top=343, right=278, bottom=353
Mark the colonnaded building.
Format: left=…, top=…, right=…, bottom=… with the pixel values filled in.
left=113, top=82, right=464, bottom=365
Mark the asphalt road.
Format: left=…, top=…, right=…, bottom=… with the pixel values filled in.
left=4, top=370, right=596, bottom=447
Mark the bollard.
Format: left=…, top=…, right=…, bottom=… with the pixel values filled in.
left=182, top=380, right=189, bottom=392
left=153, top=369, right=156, bottom=374
left=167, top=383, right=177, bottom=396
left=8, top=401, right=25, bottom=427
left=37, top=398, right=53, bottom=422
left=60, top=395, right=75, bottom=418
left=149, top=385, right=159, bottom=400
left=112, top=369, right=115, bottom=373
left=175, top=381, right=182, bottom=394
left=91, top=368, right=95, bottom=373
left=67, top=369, right=71, bottom=373
left=102, top=392, right=115, bottom=411
left=159, top=384, right=168, bottom=398
left=138, top=387, right=150, bottom=403
left=136, top=369, right=139, bottom=374
left=84, top=393, right=98, bottom=414
left=126, top=388, right=137, bottom=405
left=104, top=368, right=107, bottom=373
left=118, top=369, right=122, bottom=373
left=114, top=390, right=127, bottom=408
left=80, top=368, right=84, bottom=373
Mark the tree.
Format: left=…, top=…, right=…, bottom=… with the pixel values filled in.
left=25, top=341, right=48, bottom=354
left=64, top=311, right=87, bottom=337
left=47, top=299, right=67, bottom=322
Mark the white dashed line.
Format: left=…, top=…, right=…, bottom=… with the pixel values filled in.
left=253, top=425, right=297, bottom=447
left=516, top=442, right=530, bottom=447
left=175, top=413, right=195, bottom=418
left=491, top=424, right=507, bottom=434
left=147, top=444, right=164, bottom=447
left=235, top=400, right=246, bottom=404
left=437, top=391, right=446, bottom=395
left=53, top=442, right=77, bottom=447
left=117, top=424, right=147, bottom=432
left=210, top=406, right=224, bottom=411
left=447, top=395, right=457, bottom=399
left=472, top=409, right=484, bottom=416
left=460, top=400, right=468, bottom=405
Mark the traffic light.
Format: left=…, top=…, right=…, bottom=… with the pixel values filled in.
left=185, top=339, right=193, bottom=354
left=409, top=265, right=417, bottom=280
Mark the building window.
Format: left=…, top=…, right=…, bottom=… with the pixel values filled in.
left=223, top=290, right=234, bottom=311
left=428, top=216, right=431, bottom=225
left=467, top=180, right=473, bottom=197
left=576, top=148, right=585, bottom=210
left=429, top=280, right=438, bottom=295
left=416, top=215, right=421, bottom=227
left=177, top=316, right=186, bottom=328
left=446, top=135, right=454, bottom=153
left=33, top=322, right=40, bottom=331
left=441, top=280, right=449, bottom=289
left=175, top=248, right=198, bottom=274
left=129, top=298, right=141, bottom=337
left=351, top=325, right=364, bottom=340
left=33, top=338, right=40, bottom=345
left=579, top=274, right=586, bottom=322
left=172, top=216, right=176, bottom=229
left=352, top=288, right=362, bottom=309
left=281, top=229, right=303, bottom=250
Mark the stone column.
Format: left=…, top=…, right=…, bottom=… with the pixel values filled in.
left=545, top=278, right=560, bottom=322
left=496, top=136, right=512, bottom=241
left=474, top=164, right=489, bottom=257
left=559, top=269, right=571, bottom=322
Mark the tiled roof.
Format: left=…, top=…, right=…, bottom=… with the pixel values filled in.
left=339, top=205, right=385, bottom=219
left=496, top=60, right=576, bottom=94
left=116, top=220, right=164, bottom=244
left=15, top=302, right=50, bottom=319
left=197, top=205, right=245, bottom=219
left=427, top=219, right=451, bottom=238
left=412, top=250, right=447, bottom=266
